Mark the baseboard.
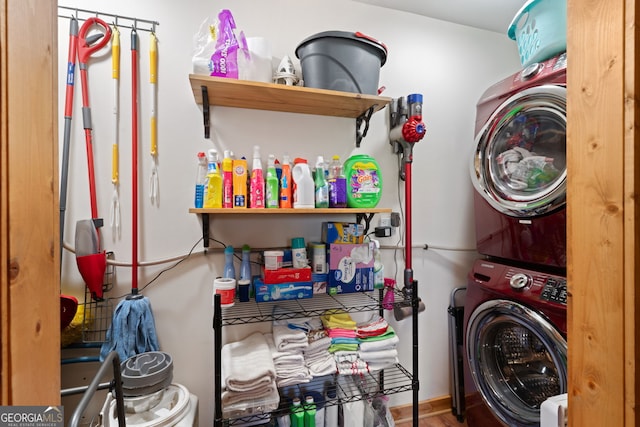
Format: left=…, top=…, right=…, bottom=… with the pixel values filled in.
left=390, top=395, right=452, bottom=422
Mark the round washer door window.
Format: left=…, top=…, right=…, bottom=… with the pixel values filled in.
left=470, top=84, right=566, bottom=218
left=466, top=299, right=567, bottom=426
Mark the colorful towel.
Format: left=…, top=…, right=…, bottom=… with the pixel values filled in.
left=356, top=314, right=389, bottom=338
left=321, top=310, right=356, bottom=330
left=358, top=334, right=399, bottom=352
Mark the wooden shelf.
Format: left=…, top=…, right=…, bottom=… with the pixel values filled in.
left=189, top=207, right=391, bottom=215
left=189, top=74, right=391, bottom=118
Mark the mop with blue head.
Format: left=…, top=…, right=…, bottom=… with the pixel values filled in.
left=100, top=27, right=159, bottom=363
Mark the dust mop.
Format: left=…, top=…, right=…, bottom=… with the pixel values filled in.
left=101, top=28, right=159, bottom=362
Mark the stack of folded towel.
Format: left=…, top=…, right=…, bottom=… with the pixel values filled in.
left=220, top=332, right=279, bottom=414
left=304, top=322, right=336, bottom=377
left=321, top=310, right=359, bottom=353
left=357, top=315, right=399, bottom=371
left=268, top=313, right=313, bottom=387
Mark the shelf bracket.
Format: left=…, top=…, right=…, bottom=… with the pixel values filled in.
left=355, top=106, right=375, bottom=147
left=356, top=212, right=374, bottom=235
left=201, top=214, right=210, bottom=249
left=201, top=85, right=210, bottom=139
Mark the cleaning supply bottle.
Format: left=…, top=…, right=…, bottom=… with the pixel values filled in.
left=344, top=154, right=383, bottom=208
left=290, top=397, right=304, bottom=427
left=240, top=244, right=252, bottom=281
left=233, top=157, right=248, bottom=208
left=324, top=388, right=338, bottom=427
left=303, top=396, right=316, bottom=427
left=328, top=155, right=347, bottom=208
left=280, top=154, right=293, bottom=208
left=222, top=150, right=234, bottom=208
left=293, top=158, right=314, bottom=209
left=223, top=246, right=235, bottom=279
left=372, top=239, right=384, bottom=289
left=314, top=156, right=329, bottom=208
left=194, top=152, right=208, bottom=208
left=203, top=149, right=222, bottom=208
left=250, top=145, right=265, bottom=208
left=266, top=154, right=279, bottom=208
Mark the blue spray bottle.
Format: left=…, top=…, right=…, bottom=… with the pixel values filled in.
left=223, top=246, right=235, bottom=280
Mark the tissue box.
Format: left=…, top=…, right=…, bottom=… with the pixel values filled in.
left=327, top=243, right=375, bottom=294
left=254, top=277, right=313, bottom=302
left=262, top=266, right=312, bottom=284
left=321, top=222, right=365, bottom=244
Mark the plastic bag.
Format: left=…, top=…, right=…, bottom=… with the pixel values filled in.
left=192, top=9, right=249, bottom=78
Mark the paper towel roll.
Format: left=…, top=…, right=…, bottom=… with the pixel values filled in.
left=213, top=278, right=236, bottom=308
left=245, top=37, right=273, bottom=83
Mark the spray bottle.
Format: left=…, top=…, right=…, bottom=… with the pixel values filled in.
left=250, top=145, right=265, bottom=208
left=280, top=154, right=293, bottom=208
left=194, top=152, right=208, bottom=208
left=266, top=154, right=279, bottom=208
left=314, top=156, right=329, bottom=208
left=223, top=245, right=236, bottom=279
left=222, top=150, right=234, bottom=209
left=203, top=149, right=222, bottom=208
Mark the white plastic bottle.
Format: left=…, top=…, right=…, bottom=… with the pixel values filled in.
left=292, top=158, right=315, bottom=209
left=194, top=152, right=208, bottom=208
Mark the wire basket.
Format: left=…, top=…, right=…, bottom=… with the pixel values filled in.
left=81, top=251, right=115, bottom=343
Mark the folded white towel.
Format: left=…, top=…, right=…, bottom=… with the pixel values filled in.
left=358, top=335, right=400, bottom=352
left=333, top=350, right=358, bottom=363
left=305, top=335, right=332, bottom=355
left=307, top=354, right=337, bottom=377
left=273, top=325, right=308, bottom=352
left=358, top=348, right=398, bottom=362
left=274, top=352, right=305, bottom=366
left=276, top=371, right=312, bottom=388
left=221, top=332, right=276, bottom=392
left=222, top=381, right=278, bottom=408
left=367, top=358, right=399, bottom=371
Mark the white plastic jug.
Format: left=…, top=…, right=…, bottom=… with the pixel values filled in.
left=292, top=162, right=315, bottom=208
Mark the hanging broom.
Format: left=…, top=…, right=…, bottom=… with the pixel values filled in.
left=101, top=28, right=159, bottom=362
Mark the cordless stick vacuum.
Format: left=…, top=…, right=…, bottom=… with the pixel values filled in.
left=389, top=93, right=426, bottom=427
left=389, top=93, right=426, bottom=321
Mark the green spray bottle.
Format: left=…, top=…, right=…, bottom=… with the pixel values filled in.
left=303, top=395, right=316, bottom=427
left=266, top=154, right=279, bottom=208
left=290, top=397, right=304, bottom=427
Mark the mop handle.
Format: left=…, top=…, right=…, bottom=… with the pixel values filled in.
left=112, top=25, right=120, bottom=185
left=150, top=32, right=158, bottom=157
left=132, top=28, right=139, bottom=293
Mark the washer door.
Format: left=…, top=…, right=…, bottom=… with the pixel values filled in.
left=471, top=85, right=566, bottom=218
left=466, top=299, right=567, bottom=427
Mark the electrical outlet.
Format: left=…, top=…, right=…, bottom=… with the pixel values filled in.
left=379, top=215, right=391, bottom=228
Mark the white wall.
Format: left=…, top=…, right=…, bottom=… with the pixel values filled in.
left=57, top=0, right=521, bottom=424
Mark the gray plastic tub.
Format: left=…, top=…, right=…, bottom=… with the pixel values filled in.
left=295, top=31, right=387, bottom=95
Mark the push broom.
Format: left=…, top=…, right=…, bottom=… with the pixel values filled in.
left=101, top=28, right=159, bottom=362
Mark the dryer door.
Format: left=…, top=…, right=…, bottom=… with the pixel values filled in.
left=470, top=85, right=566, bottom=218
left=466, top=299, right=567, bottom=427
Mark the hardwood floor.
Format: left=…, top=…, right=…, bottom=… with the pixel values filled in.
left=394, top=411, right=467, bottom=427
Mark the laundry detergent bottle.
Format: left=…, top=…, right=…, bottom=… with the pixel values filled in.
left=292, top=158, right=314, bottom=209
left=343, top=154, right=383, bottom=208
left=203, top=149, right=222, bottom=208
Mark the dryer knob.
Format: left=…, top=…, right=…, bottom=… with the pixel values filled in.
left=521, top=62, right=542, bottom=80
left=510, top=273, right=531, bottom=290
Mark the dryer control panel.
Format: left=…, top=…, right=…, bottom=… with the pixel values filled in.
left=540, top=277, right=567, bottom=305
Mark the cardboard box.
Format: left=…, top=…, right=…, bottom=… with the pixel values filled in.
left=253, top=277, right=313, bottom=302
left=262, top=266, right=312, bottom=284
left=321, top=222, right=364, bottom=244
left=327, top=242, right=375, bottom=294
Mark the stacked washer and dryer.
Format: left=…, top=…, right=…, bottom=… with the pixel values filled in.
left=464, top=52, right=568, bottom=427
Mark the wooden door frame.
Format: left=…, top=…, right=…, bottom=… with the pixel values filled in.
left=0, top=0, right=60, bottom=404
left=567, top=0, right=639, bottom=425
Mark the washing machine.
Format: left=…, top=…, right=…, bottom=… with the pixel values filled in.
left=470, top=53, right=567, bottom=270
left=463, top=258, right=567, bottom=427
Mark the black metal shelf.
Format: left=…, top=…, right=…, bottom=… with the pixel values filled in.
left=217, top=289, right=408, bottom=326
left=220, top=364, right=415, bottom=426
